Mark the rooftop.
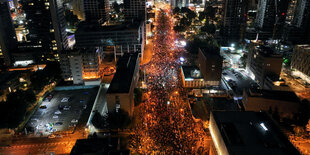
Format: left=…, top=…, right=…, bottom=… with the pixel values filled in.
left=70, top=137, right=130, bottom=155
left=0, top=71, right=26, bottom=89
left=107, top=53, right=139, bottom=94
left=211, top=111, right=300, bottom=155
left=76, top=20, right=142, bottom=33
left=295, top=44, right=310, bottom=55
left=254, top=45, right=282, bottom=57
left=181, top=66, right=203, bottom=79
left=247, top=89, right=300, bottom=103
left=199, top=47, right=222, bottom=59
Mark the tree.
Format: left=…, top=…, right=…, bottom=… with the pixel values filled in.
left=198, top=11, right=206, bottom=21
left=91, top=109, right=131, bottom=129
left=306, top=119, right=310, bottom=134
left=174, top=25, right=186, bottom=32
left=0, top=89, right=36, bottom=128
left=186, top=10, right=197, bottom=21
left=173, top=7, right=180, bottom=14
left=30, top=61, right=61, bottom=92
left=134, top=88, right=143, bottom=106
left=205, top=6, right=216, bottom=19
left=112, top=1, right=121, bottom=13
left=180, top=7, right=191, bottom=14
left=185, top=36, right=219, bottom=54
left=240, top=53, right=248, bottom=68
left=201, top=23, right=216, bottom=34
left=180, top=17, right=191, bottom=27
left=64, top=10, right=79, bottom=29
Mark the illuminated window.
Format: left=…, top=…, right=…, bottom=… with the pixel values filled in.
left=53, top=47, right=57, bottom=50
left=50, top=29, right=54, bottom=32
left=45, top=2, right=49, bottom=6
left=28, top=3, right=34, bottom=5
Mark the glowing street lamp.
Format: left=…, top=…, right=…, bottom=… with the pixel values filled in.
left=180, top=57, right=185, bottom=62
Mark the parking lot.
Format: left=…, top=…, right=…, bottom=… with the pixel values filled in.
left=222, top=68, right=258, bottom=96
left=26, top=88, right=98, bottom=136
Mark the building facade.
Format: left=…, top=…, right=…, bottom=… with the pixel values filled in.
left=283, top=0, right=310, bottom=44
left=50, top=0, right=68, bottom=52
left=197, top=48, right=223, bottom=86
left=124, top=0, right=146, bottom=20
left=221, top=0, right=247, bottom=44
left=75, top=21, right=145, bottom=57
left=106, top=54, right=139, bottom=117
left=84, top=0, right=110, bottom=23
left=255, top=0, right=289, bottom=38
left=246, top=44, right=283, bottom=89
left=242, top=89, right=300, bottom=119
left=21, top=0, right=68, bottom=61
left=60, top=47, right=104, bottom=84
left=291, top=44, right=310, bottom=84
left=0, top=0, right=17, bottom=66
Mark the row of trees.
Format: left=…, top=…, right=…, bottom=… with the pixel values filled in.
left=0, top=89, right=36, bottom=128
left=91, top=110, right=131, bottom=129
left=30, top=61, right=62, bottom=93
left=173, top=6, right=217, bottom=35
left=0, top=62, right=62, bottom=128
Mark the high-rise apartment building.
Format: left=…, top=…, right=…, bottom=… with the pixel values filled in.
left=221, top=0, right=247, bottom=44
left=84, top=0, right=110, bottom=23
left=283, top=0, right=310, bottom=44
left=75, top=21, right=145, bottom=57
left=255, top=0, right=289, bottom=39
left=60, top=47, right=104, bottom=84
left=0, top=0, right=17, bottom=66
left=124, top=0, right=146, bottom=20
left=21, top=0, right=67, bottom=61
left=50, top=0, right=68, bottom=52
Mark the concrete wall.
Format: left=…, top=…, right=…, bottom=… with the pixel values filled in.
left=243, top=95, right=299, bottom=119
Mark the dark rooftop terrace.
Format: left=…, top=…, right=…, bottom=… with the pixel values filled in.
left=107, top=53, right=139, bottom=94
left=212, top=111, right=300, bottom=155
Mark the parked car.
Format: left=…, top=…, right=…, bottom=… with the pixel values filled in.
left=39, top=105, right=47, bottom=109
left=54, top=110, right=61, bottom=115
left=63, top=106, right=71, bottom=110
left=55, top=122, right=63, bottom=126
left=61, top=97, right=69, bottom=103
left=71, top=119, right=78, bottom=123
left=52, top=115, right=58, bottom=119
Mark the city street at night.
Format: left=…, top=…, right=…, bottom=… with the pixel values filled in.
left=129, top=4, right=210, bottom=154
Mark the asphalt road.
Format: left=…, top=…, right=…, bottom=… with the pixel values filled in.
left=222, top=68, right=257, bottom=97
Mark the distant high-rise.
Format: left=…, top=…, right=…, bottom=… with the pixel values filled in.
left=221, top=0, right=247, bottom=44
left=21, top=0, right=68, bottom=61
left=255, top=0, right=289, bottom=39
left=124, top=0, right=146, bottom=20
left=50, top=0, right=68, bottom=52
left=84, top=0, right=110, bottom=23
left=0, top=0, right=17, bottom=66
left=283, top=0, right=310, bottom=44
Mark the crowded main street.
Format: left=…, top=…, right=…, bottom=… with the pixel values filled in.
left=129, top=4, right=210, bottom=154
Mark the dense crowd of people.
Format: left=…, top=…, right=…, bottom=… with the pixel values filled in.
left=129, top=7, right=210, bottom=154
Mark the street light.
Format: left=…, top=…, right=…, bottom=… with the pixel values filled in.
left=180, top=57, right=185, bottom=62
